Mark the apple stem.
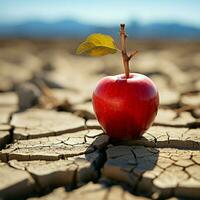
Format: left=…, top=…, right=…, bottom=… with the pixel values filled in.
left=120, top=24, right=138, bottom=79
left=120, top=24, right=129, bottom=78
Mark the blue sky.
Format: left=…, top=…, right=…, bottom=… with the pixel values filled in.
left=0, top=0, right=200, bottom=27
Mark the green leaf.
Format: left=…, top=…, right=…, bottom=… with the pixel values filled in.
left=76, top=33, right=117, bottom=56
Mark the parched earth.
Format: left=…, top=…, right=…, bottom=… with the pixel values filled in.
left=0, top=39, right=200, bottom=200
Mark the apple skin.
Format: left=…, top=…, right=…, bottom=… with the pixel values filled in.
left=92, top=73, right=159, bottom=140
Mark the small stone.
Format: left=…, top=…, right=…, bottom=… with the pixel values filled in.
left=16, top=83, right=41, bottom=111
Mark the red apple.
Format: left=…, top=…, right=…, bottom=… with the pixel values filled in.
left=92, top=73, right=159, bottom=139
left=76, top=23, right=159, bottom=139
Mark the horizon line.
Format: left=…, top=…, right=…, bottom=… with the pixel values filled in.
left=0, top=18, right=200, bottom=29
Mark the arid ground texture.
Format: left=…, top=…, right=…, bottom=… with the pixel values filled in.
left=0, top=39, right=200, bottom=199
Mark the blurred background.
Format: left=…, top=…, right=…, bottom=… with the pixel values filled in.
left=1, top=0, right=200, bottom=39
left=0, top=0, right=200, bottom=112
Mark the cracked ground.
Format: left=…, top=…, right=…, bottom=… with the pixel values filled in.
left=0, top=39, right=200, bottom=200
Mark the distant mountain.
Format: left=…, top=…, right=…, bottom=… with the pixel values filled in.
left=0, top=19, right=200, bottom=39
left=128, top=22, right=200, bottom=38
left=0, top=20, right=93, bottom=38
